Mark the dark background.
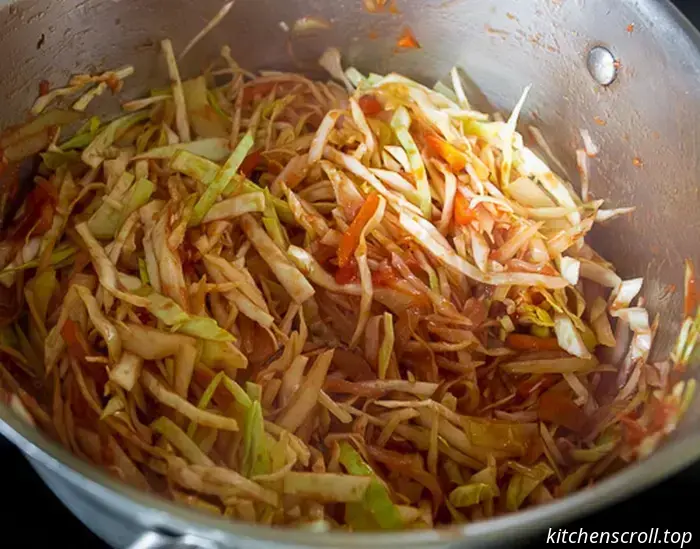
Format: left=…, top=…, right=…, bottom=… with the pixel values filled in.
left=3, top=1, right=700, bottom=547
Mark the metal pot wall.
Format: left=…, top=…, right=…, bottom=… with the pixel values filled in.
left=0, top=0, right=699, bottom=547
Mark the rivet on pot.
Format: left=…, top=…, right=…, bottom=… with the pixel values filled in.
left=587, top=46, right=618, bottom=86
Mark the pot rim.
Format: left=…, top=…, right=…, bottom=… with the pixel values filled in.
left=1, top=0, right=699, bottom=546
left=3, top=400, right=700, bottom=547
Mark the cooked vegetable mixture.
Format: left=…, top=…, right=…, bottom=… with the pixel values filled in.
left=0, top=6, right=697, bottom=531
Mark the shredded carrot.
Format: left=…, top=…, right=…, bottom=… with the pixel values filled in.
left=619, top=414, right=646, bottom=446
left=396, top=27, right=420, bottom=49
left=538, top=390, right=588, bottom=433
left=240, top=150, right=262, bottom=178
left=516, top=374, right=557, bottom=398
left=453, top=192, right=477, bottom=225
left=61, top=318, right=93, bottom=364
left=36, top=202, right=55, bottom=235
left=358, top=94, right=383, bottom=116
left=684, top=259, right=697, bottom=318
left=38, top=79, right=50, bottom=97
left=506, top=334, right=561, bottom=352
left=649, top=398, right=678, bottom=433
left=425, top=133, right=466, bottom=172
left=105, top=74, right=121, bottom=93
left=362, top=0, right=384, bottom=13
left=337, top=192, right=380, bottom=267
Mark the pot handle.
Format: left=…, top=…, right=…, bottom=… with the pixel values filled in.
left=126, top=531, right=220, bottom=549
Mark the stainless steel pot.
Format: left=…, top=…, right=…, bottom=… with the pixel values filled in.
left=0, top=0, right=699, bottom=547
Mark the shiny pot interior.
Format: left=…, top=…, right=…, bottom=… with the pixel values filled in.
left=0, top=0, right=699, bottom=547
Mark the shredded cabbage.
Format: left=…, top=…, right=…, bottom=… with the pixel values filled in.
left=390, top=106, right=432, bottom=218
left=134, top=138, right=232, bottom=161
left=505, top=462, right=552, bottom=511
left=191, top=132, right=254, bottom=225
left=82, top=112, right=149, bottom=168
left=339, top=441, right=403, bottom=530
left=243, top=400, right=271, bottom=477
left=449, top=483, right=493, bottom=508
